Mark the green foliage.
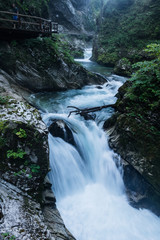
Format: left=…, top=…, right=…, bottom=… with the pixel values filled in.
left=0, top=136, right=6, bottom=148
left=11, top=41, right=17, bottom=48
left=0, top=0, right=49, bottom=17
left=117, top=44, right=160, bottom=136
left=144, top=43, right=160, bottom=59
left=90, top=0, right=108, bottom=17
left=98, top=51, right=118, bottom=65
left=0, top=121, right=7, bottom=133
left=0, top=95, right=9, bottom=105
left=15, top=128, right=27, bottom=138
left=7, top=149, right=26, bottom=159
left=94, top=0, right=160, bottom=65
left=1, top=232, right=16, bottom=240
left=128, top=44, right=160, bottom=107
left=50, top=37, right=74, bottom=64
left=72, top=50, right=84, bottom=58
left=30, top=164, right=40, bottom=173
left=0, top=35, right=75, bottom=77
left=24, top=160, right=29, bottom=166
left=14, top=170, right=23, bottom=176
left=0, top=121, right=5, bottom=132
left=15, top=37, right=75, bottom=68
left=90, top=0, right=101, bottom=17
left=13, top=163, right=40, bottom=178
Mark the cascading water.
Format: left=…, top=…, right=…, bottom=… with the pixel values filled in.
left=75, top=48, right=92, bottom=62
left=30, top=49, right=160, bottom=240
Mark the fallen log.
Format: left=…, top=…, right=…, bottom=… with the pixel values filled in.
left=67, top=104, right=116, bottom=119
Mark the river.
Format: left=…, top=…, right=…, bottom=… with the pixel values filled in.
left=30, top=49, right=160, bottom=240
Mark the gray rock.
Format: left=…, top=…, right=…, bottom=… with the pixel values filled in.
left=44, top=176, right=52, bottom=189
left=49, top=0, right=90, bottom=33
left=0, top=179, right=52, bottom=240
left=43, top=189, right=56, bottom=206
left=49, top=120, right=75, bottom=146
left=43, top=206, right=75, bottom=240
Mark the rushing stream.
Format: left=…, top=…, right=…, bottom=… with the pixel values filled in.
left=30, top=49, right=160, bottom=240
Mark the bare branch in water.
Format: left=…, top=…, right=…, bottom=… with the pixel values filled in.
left=67, top=104, right=116, bottom=119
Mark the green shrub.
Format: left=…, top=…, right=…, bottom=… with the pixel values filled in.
left=1, top=232, right=16, bottom=240
left=15, top=128, right=27, bottom=138
left=7, top=149, right=26, bottom=159
left=129, top=44, right=160, bottom=106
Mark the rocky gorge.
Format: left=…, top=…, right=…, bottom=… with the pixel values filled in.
left=0, top=0, right=160, bottom=239
left=0, top=1, right=106, bottom=237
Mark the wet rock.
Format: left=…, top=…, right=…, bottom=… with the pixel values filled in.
left=0, top=204, right=3, bottom=221
left=14, top=59, right=105, bottom=92
left=42, top=175, right=75, bottom=239
left=104, top=113, right=160, bottom=216
left=43, top=206, right=75, bottom=240
left=123, top=162, right=160, bottom=215
left=49, top=120, right=75, bottom=146
left=80, top=112, right=96, bottom=121
left=43, top=189, right=56, bottom=206
left=44, top=176, right=52, bottom=190
left=96, top=86, right=103, bottom=89
left=0, top=179, right=53, bottom=240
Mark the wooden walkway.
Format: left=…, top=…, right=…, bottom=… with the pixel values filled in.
left=0, top=11, right=58, bottom=40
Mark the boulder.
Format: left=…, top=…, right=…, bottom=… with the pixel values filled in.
left=49, top=120, right=75, bottom=146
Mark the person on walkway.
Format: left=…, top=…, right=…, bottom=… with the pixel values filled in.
left=12, top=3, right=19, bottom=29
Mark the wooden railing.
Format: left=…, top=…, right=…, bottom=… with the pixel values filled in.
left=0, top=10, right=58, bottom=34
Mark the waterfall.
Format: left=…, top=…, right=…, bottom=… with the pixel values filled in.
left=45, top=112, right=160, bottom=240
left=46, top=115, right=124, bottom=199
left=75, top=48, right=92, bottom=62
left=32, top=48, right=160, bottom=240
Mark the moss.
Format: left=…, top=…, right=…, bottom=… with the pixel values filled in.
left=0, top=120, right=48, bottom=201
left=93, top=0, right=160, bottom=66
left=0, top=37, right=75, bottom=77
left=0, top=96, right=10, bottom=105
left=0, top=0, right=49, bottom=18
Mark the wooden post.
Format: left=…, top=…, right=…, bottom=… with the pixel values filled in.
left=50, top=21, right=52, bottom=34
left=18, top=14, right=21, bottom=29
left=39, top=18, right=42, bottom=31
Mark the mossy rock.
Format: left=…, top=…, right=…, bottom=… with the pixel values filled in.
left=0, top=120, right=49, bottom=202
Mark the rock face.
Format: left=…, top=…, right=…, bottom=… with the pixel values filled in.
left=49, top=0, right=92, bottom=33
left=13, top=60, right=105, bottom=92
left=103, top=82, right=160, bottom=215
left=0, top=39, right=106, bottom=92
left=92, top=0, right=160, bottom=73
left=0, top=74, right=75, bottom=240
left=0, top=179, right=51, bottom=240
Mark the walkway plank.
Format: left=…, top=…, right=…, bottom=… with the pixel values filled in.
left=0, top=10, right=58, bottom=40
